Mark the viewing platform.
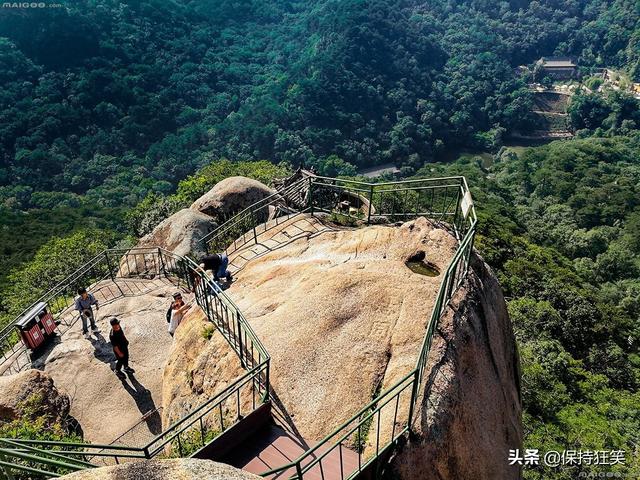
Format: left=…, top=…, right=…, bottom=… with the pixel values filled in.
left=0, top=175, right=477, bottom=480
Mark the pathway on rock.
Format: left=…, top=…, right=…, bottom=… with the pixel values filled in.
left=35, top=278, right=193, bottom=449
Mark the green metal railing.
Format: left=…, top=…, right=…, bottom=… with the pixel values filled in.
left=0, top=247, right=270, bottom=478
left=0, top=174, right=476, bottom=480
left=309, top=175, right=472, bottom=237
left=203, top=175, right=473, bottom=257
left=251, top=175, right=476, bottom=479
left=202, top=176, right=312, bottom=256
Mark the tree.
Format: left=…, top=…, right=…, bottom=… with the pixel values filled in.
left=318, top=155, right=357, bottom=177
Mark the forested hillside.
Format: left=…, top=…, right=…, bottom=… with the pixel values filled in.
left=0, top=2, right=639, bottom=477
left=1, top=0, right=638, bottom=207
left=421, top=135, right=640, bottom=478
left=2, top=0, right=639, bottom=287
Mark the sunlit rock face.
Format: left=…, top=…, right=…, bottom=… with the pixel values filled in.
left=0, top=369, right=71, bottom=423
left=135, top=208, right=217, bottom=259
left=164, top=216, right=457, bottom=440
left=162, top=215, right=521, bottom=480
left=60, top=459, right=261, bottom=480
left=391, top=255, right=523, bottom=480
left=190, top=176, right=275, bottom=220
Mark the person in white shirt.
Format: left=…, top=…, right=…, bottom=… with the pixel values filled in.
left=168, top=292, right=191, bottom=337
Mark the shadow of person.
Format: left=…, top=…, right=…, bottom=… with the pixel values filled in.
left=88, top=332, right=114, bottom=366
left=119, top=374, right=162, bottom=435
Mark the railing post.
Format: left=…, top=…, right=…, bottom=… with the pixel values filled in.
left=251, top=209, right=258, bottom=244
left=407, top=368, right=420, bottom=433
left=453, top=185, right=462, bottom=238
left=367, top=184, right=374, bottom=224
left=104, top=251, right=115, bottom=281
left=157, top=248, right=167, bottom=277
left=264, top=358, right=271, bottom=403
left=237, top=315, right=244, bottom=368
left=295, top=462, right=304, bottom=480
left=308, top=178, right=314, bottom=215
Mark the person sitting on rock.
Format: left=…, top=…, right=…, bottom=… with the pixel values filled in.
left=75, top=287, right=99, bottom=336
left=200, top=253, right=233, bottom=282
left=168, top=292, right=191, bottom=337
left=109, top=318, right=134, bottom=378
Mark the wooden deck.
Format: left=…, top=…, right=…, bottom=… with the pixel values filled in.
left=225, top=424, right=358, bottom=480
left=194, top=402, right=360, bottom=480
left=224, top=423, right=359, bottom=479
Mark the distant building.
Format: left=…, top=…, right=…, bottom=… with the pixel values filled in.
left=537, top=57, right=578, bottom=80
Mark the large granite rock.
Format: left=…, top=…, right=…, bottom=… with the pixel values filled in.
left=60, top=459, right=260, bottom=480
left=135, top=208, right=216, bottom=259
left=389, top=255, right=523, bottom=480
left=0, top=369, right=70, bottom=423
left=190, top=176, right=275, bottom=220
left=164, top=216, right=457, bottom=441
left=161, top=307, right=244, bottom=427
left=162, top=215, right=522, bottom=479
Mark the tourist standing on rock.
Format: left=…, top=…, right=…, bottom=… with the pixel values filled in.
left=168, top=292, right=191, bottom=337
left=75, top=287, right=99, bottom=336
left=109, top=318, right=134, bottom=378
left=200, top=253, right=233, bottom=282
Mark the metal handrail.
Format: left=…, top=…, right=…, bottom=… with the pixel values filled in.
left=0, top=251, right=108, bottom=339
left=200, top=176, right=313, bottom=256
left=0, top=174, right=476, bottom=479
left=252, top=176, right=476, bottom=479
left=0, top=247, right=271, bottom=476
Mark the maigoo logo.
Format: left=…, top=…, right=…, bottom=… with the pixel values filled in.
left=3, top=2, right=47, bottom=7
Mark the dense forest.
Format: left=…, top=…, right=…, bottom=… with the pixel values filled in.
left=0, top=1, right=639, bottom=478
left=420, top=135, right=640, bottom=478
left=2, top=0, right=639, bottom=290
left=1, top=0, right=639, bottom=206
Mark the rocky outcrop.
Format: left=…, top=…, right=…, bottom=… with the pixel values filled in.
left=164, top=216, right=458, bottom=441
left=390, top=254, right=522, bottom=480
left=161, top=307, right=244, bottom=427
left=139, top=208, right=217, bottom=258
left=190, top=176, right=275, bottom=220
left=162, top=214, right=522, bottom=480
left=60, top=459, right=260, bottom=480
left=0, top=369, right=70, bottom=423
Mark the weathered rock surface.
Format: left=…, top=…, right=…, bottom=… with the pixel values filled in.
left=390, top=255, right=522, bottom=480
left=60, top=459, right=260, bottom=480
left=0, top=369, right=70, bottom=422
left=164, top=215, right=458, bottom=441
left=163, top=214, right=522, bottom=480
left=161, top=306, right=244, bottom=427
left=39, top=278, right=193, bottom=445
left=190, top=176, right=275, bottom=220
left=131, top=208, right=217, bottom=260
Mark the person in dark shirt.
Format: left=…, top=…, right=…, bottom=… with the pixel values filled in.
left=200, top=253, right=233, bottom=282
left=109, top=318, right=134, bottom=378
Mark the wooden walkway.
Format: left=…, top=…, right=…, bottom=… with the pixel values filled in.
left=226, top=423, right=359, bottom=479
left=195, top=403, right=360, bottom=480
